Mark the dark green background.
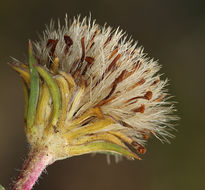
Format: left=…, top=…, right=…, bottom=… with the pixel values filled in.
left=0, top=0, right=204, bottom=189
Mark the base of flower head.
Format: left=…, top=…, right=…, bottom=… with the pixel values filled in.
left=10, top=54, right=145, bottom=161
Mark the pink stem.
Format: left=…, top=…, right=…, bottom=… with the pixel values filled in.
left=12, top=149, right=53, bottom=190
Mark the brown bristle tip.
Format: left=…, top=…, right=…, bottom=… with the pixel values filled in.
left=85, top=56, right=94, bottom=64
left=133, top=104, right=145, bottom=113
left=137, top=147, right=146, bottom=154
left=104, top=35, right=113, bottom=47
left=144, top=91, right=152, bottom=100
left=143, top=134, right=149, bottom=140
left=109, top=48, right=118, bottom=60
left=107, top=54, right=121, bottom=72
left=80, top=37, right=85, bottom=62
left=46, top=39, right=59, bottom=56
left=128, top=78, right=146, bottom=91
left=151, top=78, right=160, bottom=86
left=64, top=35, right=73, bottom=54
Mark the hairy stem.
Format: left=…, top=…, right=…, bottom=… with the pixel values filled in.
left=11, top=148, right=53, bottom=190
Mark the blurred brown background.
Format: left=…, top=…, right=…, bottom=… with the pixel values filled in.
left=0, top=0, right=204, bottom=189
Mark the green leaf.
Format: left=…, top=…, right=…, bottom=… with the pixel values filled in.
left=34, top=65, right=61, bottom=126
left=70, top=141, right=141, bottom=160
left=22, top=81, right=29, bottom=121
left=27, top=41, right=39, bottom=129
left=0, top=184, right=5, bottom=190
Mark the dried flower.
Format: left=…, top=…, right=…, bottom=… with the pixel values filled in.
left=9, top=15, right=177, bottom=190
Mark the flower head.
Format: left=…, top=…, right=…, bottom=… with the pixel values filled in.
left=10, top=16, right=177, bottom=162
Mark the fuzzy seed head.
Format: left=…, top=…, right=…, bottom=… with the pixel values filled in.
left=11, top=16, right=177, bottom=161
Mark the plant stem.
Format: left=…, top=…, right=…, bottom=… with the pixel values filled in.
left=11, top=148, right=53, bottom=190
